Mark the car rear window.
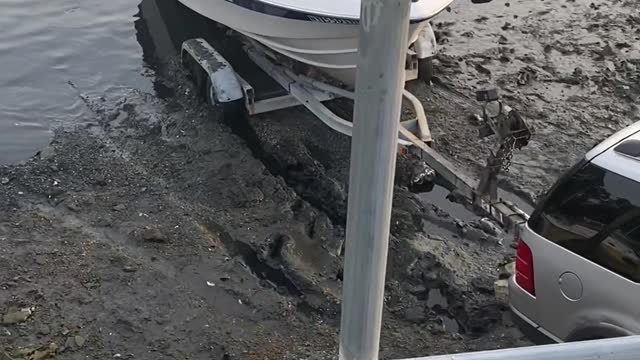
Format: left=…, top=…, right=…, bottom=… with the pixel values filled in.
left=529, top=163, right=640, bottom=282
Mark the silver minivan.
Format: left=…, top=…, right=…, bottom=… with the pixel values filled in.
left=510, top=121, right=640, bottom=343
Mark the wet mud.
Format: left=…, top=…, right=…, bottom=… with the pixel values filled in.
left=0, top=64, right=526, bottom=359
left=4, top=0, right=636, bottom=358
left=429, top=0, right=640, bottom=200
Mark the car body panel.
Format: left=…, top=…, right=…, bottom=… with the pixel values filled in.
left=510, top=121, right=640, bottom=343
left=586, top=122, right=640, bottom=161
left=592, top=143, right=640, bottom=183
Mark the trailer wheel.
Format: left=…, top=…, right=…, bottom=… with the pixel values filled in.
left=206, top=78, right=217, bottom=106
left=182, top=53, right=208, bottom=101
left=418, top=57, right=435, bottom=84
left=206, top=78, right=245, bottom=121
left=221, top=99, right=245, bottom=122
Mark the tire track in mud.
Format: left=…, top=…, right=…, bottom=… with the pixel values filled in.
left=76, top=88, right=337, bottom=308
left=163, top=76, right=528, bottom=352
left=0, top=131, right=322, bottom=358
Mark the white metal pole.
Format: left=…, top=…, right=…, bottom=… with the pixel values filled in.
left=339, top=0, right=412, bottom=359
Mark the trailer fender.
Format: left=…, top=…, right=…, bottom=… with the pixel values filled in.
left=414, top=23, right=437, bottom=59
left=181, top=38, right=244, bottom=104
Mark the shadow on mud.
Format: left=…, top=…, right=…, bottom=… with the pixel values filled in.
left=203, top=220, right=303, bottom=297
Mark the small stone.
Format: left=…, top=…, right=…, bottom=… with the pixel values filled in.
left=475, top=64, right=491, bottom=75
left=427, top=234, right=445, bottom=242
left=64, top=336, right=76, bottom=351
left=142, top=228, right=167, bottom=243
left=61, top=328, right=70, bottom=336
left=498, top=35, right=509, bottom=45
left=605, top=60, right=616, bottom=72
left=220, top=275, right=231, bottom=282
left=94, top=178, right=108, bottom=187
left=110, top=111, right=129, bottom=124
left=476, top=218, right=501, bottom=236
left=405, top=306, right=427, bottom=323
left=1, top=178, right=9, bottom=185
left=28, top=347, right=56, bottom=360
left=74, top=335, right=85, bottom=348
left=37, top=324, right=51, bottom=335
left=35, top=256, right=47, bottom=265
left=428, top=323, right=446, bottom=335
left=2, top=308, right=33, bottom=324
left=122, top=266, right=137, bottom=273
left=409, top=285, right=427, bottom=295
left=66, top=202, right=81, bottom=213
left=499, top=262, right=516, bottom=279
left=596, top=44, right=615, bottom=59
left=112, top=204, right=126, bottom=212
left=494, top=279, right=510, bottom=305
left=471, top=276, right=495, bottom=295
left=625, top=62, right=637, bottom=72
left=39, top=146, right=56, bottom=160
left=96, top=216, right=113, bottom=228
left=16, top=348, right=36, bottom=356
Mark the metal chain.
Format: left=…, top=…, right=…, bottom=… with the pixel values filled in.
left=500, top=136, right=517, bottom=173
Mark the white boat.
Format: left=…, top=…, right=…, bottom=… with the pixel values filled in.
left=176, top=0, right=453, bottom=86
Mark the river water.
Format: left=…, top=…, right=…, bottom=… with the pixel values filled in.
left=0, top=0, right=152, bottom=164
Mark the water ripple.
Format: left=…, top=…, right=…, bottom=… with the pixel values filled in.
left=0, top=0, right=153, bottom=164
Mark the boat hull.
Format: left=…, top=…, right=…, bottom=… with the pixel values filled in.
left=177, top=0, right=435, bottom=87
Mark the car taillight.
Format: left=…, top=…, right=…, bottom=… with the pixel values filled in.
left=515, top=239, right=535, bottom=296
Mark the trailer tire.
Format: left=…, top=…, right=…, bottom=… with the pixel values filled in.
left=194, top=66, right=207, bottom=101
left=182, top=53, right=208, bottom=101
left=206, top=78, right=216, bottom=106
left=205, top=77, right=245, bottom=122
left=419, top=57, right=435, bottom=84
left=220, top=99, right=245, bottom=122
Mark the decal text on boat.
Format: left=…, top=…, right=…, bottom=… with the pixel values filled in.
left=306, top=15, right=359, bottom=25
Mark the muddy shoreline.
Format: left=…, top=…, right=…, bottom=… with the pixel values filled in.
left=2, top=0, right=639, bottom=358
left=0, top=67, right=526, bottom=358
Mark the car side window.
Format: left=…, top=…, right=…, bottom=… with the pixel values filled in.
left=529, top=163, right=640, bottom=282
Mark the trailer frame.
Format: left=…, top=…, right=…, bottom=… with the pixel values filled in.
left=180, top=34, right=528, bottom=232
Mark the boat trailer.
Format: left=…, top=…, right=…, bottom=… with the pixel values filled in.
left=180, top=36, right=531, bottom=232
